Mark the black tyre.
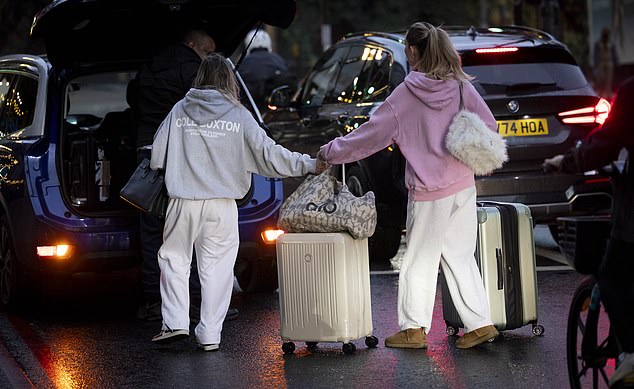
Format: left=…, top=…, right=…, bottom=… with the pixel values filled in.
left=346, top=166, right=402, bottom=263
left=345, top=166, right=370, bottom=199
left=369, top=226, right=402, bottom=263
left=282, top=342, right=295, bottom=354
left=365, top=336, right=379, bottom=348
left=235, top=256, right=278, bottom=293
left=567, top=277, right=617, bottom=389
left=342, top=342, right=356, bottom=355
left=446, top=326, right=458, bottom=336
left=0, top=216, right=22, bottom=308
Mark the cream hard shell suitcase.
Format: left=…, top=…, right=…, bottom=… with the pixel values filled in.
left=276, top=232, right=378, bottom=354
left=441, top=202, right=544, bottom=336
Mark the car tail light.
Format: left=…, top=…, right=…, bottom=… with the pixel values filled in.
left=475, top=47, right=518, bottom=54
left=558, top=98, right=611, bottom=125
left=261, top=229, right=285, bottom=244
left=37, top=244, right=73, bottom=259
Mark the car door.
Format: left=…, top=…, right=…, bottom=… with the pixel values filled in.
left=325, top=41, right=410, bottom=262
left=265, top=46, right=348, bottom=196
left=331, top=43, right=402, bottom=199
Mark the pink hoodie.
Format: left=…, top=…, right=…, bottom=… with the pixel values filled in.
left=319, top=71, right=497, bottom=201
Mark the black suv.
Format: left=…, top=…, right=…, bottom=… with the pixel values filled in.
left=265, top=26, right=612, bottom=262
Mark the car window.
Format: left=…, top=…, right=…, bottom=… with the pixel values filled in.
left=0, top=73, right=16, bottom=135
left=331, top=45, right=392, bottom=104
left=359, top=47, right=392, bottom=101
left=65, top=71, right=136, bottom=127
left=330, top=46, right=366, bottom=104
left=461, top=47, right=587, bottom=95
left=0, top=73, right=38, bottom=138
left=464, top=63, right=588, bottom=95
left=300, top=47, right=348, bottom=107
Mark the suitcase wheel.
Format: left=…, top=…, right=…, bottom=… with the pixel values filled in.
left=532, top=324, right=545, bottom=336
left=446, top=326, right=458, bottom=336
left=282, top=342, right=296, bottom=354
left=365, top=336, right=379, bottom=348
left=342, top=342, right=356, bottom=355
left=306, top=341, right=318, bottom=350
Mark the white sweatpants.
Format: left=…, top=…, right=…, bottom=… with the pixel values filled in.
left=398, top=186, right=493, bottom=333
left=158, top=198, right=239, bottom=345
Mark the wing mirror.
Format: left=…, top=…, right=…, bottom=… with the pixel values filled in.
left=267, top=85, right=292, bottom=110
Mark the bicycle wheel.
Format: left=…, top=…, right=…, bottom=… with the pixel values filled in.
left=567, top=277, right=619, bottom=388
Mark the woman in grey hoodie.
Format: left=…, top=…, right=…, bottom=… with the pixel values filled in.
left=149, top=53, right=326, bottom=351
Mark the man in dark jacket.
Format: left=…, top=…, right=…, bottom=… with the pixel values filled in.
left=238, top=29, right=296, bottom=111
left=544, top=77, right=634, bottom=387
left=135, top=29, right=217, bottom=321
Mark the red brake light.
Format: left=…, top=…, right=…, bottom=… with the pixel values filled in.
left=558, top=98, right=611, bottom=125
left=475, top=47, right=519, bottom=54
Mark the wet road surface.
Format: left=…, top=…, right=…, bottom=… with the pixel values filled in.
left=0, top=271, right=583, bottom=388
left=0, top=226, right=585, bottom=388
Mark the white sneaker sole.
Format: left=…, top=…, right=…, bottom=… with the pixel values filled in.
left=152, top=329, right=190, bottom=343
left=199, top=344, right=219, bottom=352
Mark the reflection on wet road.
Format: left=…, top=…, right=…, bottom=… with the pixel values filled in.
left=0, top=259, right=582, bottom=388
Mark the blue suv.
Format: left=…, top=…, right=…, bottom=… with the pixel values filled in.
left=0, top=0, right=296, bottom=306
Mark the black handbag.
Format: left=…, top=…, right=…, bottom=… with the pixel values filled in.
left=120, top=158, right=169, bottom=218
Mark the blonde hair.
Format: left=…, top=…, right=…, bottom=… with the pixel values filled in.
left=193, top=53, right=240, bottom=105
left=405, top=22, right=472, bottom=82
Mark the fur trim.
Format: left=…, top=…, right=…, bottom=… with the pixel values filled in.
left=446, top=110, right=508, bottom=176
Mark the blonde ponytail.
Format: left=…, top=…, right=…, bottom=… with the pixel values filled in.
left=405, top=22, right=472, bottom=82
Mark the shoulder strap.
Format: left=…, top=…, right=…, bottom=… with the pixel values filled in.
left=458, top=82, right=464, bottom=111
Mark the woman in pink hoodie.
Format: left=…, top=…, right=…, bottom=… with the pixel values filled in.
left=319, top=22, right=499, bottom=349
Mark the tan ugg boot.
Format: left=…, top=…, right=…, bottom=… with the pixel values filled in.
left=384, top=327, right=427, bottom=349
left=455, top=325, right=499, bottom=349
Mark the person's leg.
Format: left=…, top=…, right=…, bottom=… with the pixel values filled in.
left=598, top=238, right=634, bottom=352
left=139, top=212, right=164, bottom=304
left=439, top=186, right=493, bottom=333
left=189, top=250, right=239, bottom=323
left=137, top=148, right=164, bottom=320
left=599, top=238, right=634, bottom=386
left=397, top=196, right=454, bottom=332
left=194, top=199, right=239, bottom=348
left=157, top=198, right=199, bottom=332
left=385, top=195, right=457, bottom=348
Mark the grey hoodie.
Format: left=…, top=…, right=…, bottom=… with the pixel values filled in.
left=151, top=88, right=315, bottom=200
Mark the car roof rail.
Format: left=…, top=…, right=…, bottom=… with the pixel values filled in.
left=494, top=25, right=557, bottom=42
left=443, top=24, right=556, bottom=43
left=343, top=31, right=404, bottom=43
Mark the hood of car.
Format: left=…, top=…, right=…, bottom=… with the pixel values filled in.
left=30, top=0, right=296, bottom=67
